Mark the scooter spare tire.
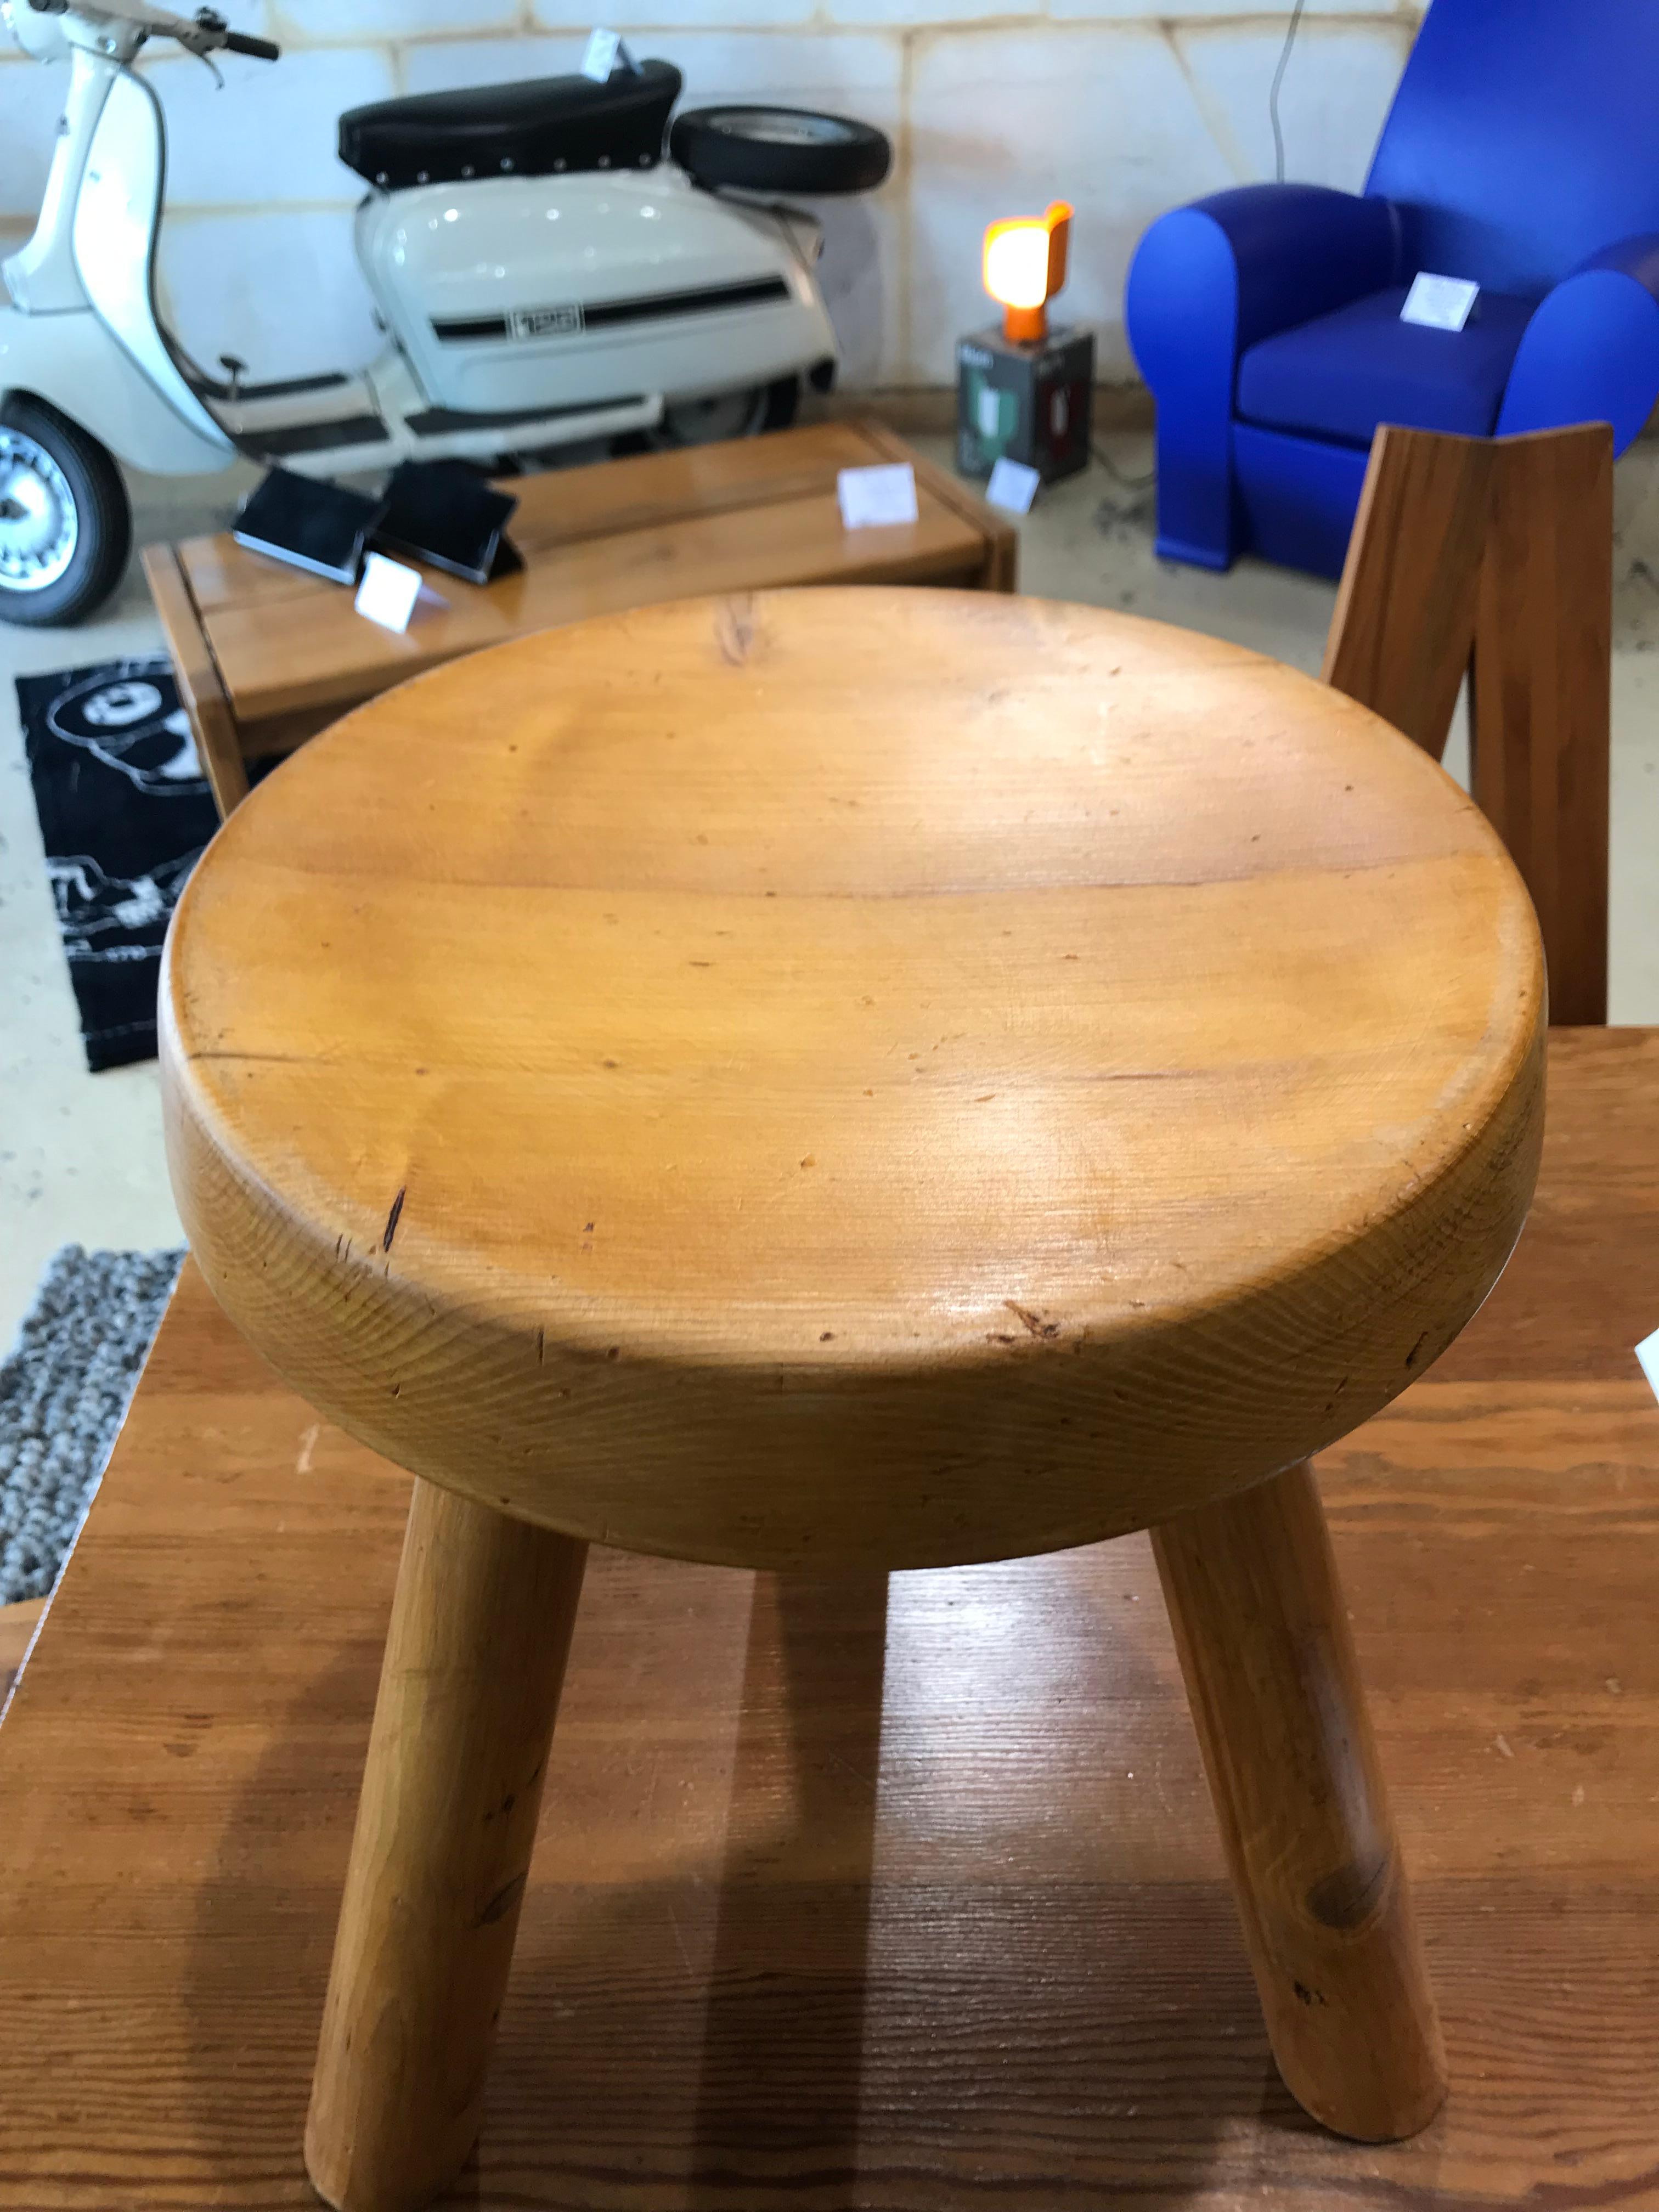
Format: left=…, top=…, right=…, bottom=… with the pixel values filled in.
left=669, top=107, right=891, bottom=196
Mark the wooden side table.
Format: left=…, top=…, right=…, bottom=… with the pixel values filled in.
left=159, top=588, right=1544, bottom=2212
left=141, top=420, right=1016, bottom=820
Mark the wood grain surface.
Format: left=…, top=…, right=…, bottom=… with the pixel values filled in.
left=1471, top=424, right=1612, bottom=1026
left=0, top=1597, right=46, bottom=1707
left=1153, top=1462, right=1445, bottom=2142
left=1, top=1030, right=1656, bottom=2207
left=1322, top=421, right=1611, bottom=1027
left=162, top=586, right=1544, bottom=1568
left=1321, top=424, right=1494, bottom=762
left=306, top=1485, right=588, bottom=2212
left=140, top=543, right=252, bottom=816
left=160, top=421, right=1014, bottom=752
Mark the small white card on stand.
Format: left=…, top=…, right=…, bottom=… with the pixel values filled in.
left=985, top=456, right=1041, bottom=514
left=1401, top=272, right=1480, bottom=332
left=837, top=462, right=918, bottom=531
left=356, top=552, right=429, bottom=634
left=1637, top=1324, right=1659, bottom=1406
left=582, top=26, right=636, bottom=80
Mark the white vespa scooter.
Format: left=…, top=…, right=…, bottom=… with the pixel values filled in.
left=0, top=0, right=889, bottom=624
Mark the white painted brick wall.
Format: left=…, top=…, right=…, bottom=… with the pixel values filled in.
left=0, top=3, right=1424, bottom=387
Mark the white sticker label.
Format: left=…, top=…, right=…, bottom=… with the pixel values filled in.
left=356, top=552, right=426, bottom=634
left=582, top=26, right=636, bottom=80
left=985, top=456, right=1041, bottom=514
left=1401, top=272, right=1480, bottom=332
left=837, top=462, right=918, bottom=531
left=1637, top=1325, right=1659, bottom=1404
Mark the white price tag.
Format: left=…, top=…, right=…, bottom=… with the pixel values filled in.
left=355, top=552, right=427, bottom=634
left=837, top=462, right=918, bottom=531
left=581, top=26, right=636, bottom=80
left=985, top=456, right=1040, bottom=514
left=1401, top=272, right=1479, bottom=332
left=1637, top=1324, right=1659, bottom=1404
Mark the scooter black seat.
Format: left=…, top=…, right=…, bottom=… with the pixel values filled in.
left=339, top=61, right=683, bottom=191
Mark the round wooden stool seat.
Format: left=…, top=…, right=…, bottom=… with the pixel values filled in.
left=161, top=588, right=1546, bottom=2212
left=162, top=588, right=1543, bottom=1572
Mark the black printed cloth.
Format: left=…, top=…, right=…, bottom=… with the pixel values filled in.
left=16, top=654, right=218, bottom=1072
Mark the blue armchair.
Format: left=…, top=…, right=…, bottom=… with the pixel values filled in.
left=1125, top=0, right=1659, bottom=578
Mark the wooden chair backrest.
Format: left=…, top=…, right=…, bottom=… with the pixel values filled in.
left=1322, top=421, right=1613, bottom=1025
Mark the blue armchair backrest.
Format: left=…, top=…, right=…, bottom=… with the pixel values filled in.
left=1365, top=0, right=1659, bottom=299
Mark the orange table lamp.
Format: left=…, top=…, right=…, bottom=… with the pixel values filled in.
left=983, top=201, right=1073, bottom=346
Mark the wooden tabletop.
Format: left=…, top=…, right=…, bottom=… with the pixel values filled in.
left=2, top=1026, right=1655, bottom=2207
left=155, top=420, right=1012, bottom=738
left=161, top=588, right=1544, bottom=1568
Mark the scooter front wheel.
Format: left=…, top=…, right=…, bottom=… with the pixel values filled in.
left=0, top=397, right=133, bottom=629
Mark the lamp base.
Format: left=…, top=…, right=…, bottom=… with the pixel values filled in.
left=956, top=321, right=1094, bottom=486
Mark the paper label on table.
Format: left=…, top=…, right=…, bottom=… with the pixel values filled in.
left=985, top=456, right=1041, bottom=514
left=837, top=462, right=918, bottom=531
left=1401, top=273, right=1479, bottom=331
left=355, top=553, right=425, bottom=634
left=1637, top=1324, right=1659, bottom=1405
left=582, top=26, right=637, bottom=80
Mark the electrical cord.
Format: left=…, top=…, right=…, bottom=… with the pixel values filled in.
left=1099, top=0, right=1308, bottom=500
left=1269, top=0, right=1308, bottom=184
left=1090, top=439, right=1155, bottom=493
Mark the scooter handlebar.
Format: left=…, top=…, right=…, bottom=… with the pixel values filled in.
left=22, top=0, right=281, bottom=60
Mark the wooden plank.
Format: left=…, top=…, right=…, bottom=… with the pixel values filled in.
left=0, top=1598, right=45, bottom=1706
left=504, top=417, right=893, bottom=556
left=173, top=422, right=891, bottom=621
left=857, top=415, right=1019, bottom=590
left=1321, top=423, right=1493, bottom=761
left=190, top=488, right=990, bottom=732
left=1471, top=423, right=1612, bottom=1026
left=1322, top=421, right=1612, bottom=1028
left=1, top=1028, right=1655, bottom=2205
left=139, top=542, right=250, bottom=818
left=171, top=423, right=997, bottom=737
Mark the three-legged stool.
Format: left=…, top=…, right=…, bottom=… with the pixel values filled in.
left=160, top=589, right=1544, bottom=2211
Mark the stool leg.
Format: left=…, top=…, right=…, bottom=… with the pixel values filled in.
left=1150, top=1459, right=1447, bottom=2142
left=304, top=1478, right=588, bottom=2212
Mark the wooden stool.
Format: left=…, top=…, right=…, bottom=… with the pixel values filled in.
left=160, top=588, right=1544, bottom=2212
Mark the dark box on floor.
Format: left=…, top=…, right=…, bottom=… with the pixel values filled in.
left=956, top=323, right=1094, bottom=485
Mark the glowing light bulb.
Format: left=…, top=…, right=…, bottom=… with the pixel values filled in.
left=984, top=224, right=1050, bottom=312
left=982, top=201, right=1073, bottom=345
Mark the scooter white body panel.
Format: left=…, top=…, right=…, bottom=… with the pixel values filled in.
left=2, top=25, right=834, bottom=478
left=214, top=349, right=666, bottom=477
left=0, top=0, right=870, bottom=620
left=357, top=170, right=833, bottom=420
left=1, top=49, right=229, bottom=470
left=0, top=301, right=228, bottom=473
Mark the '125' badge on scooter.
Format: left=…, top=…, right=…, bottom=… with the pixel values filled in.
left=510, top=303, right=584, bottom=341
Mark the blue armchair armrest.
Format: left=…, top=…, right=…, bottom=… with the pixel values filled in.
left=1126, top=186, right=1400, bottom=570
left=1498, top=233, right=1659, bottom=451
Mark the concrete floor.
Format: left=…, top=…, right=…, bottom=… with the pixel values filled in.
left=4, top=427, right=1658, bottom=1355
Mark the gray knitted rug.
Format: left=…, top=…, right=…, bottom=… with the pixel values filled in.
left=0, top=1246, right=183, bottom=1605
